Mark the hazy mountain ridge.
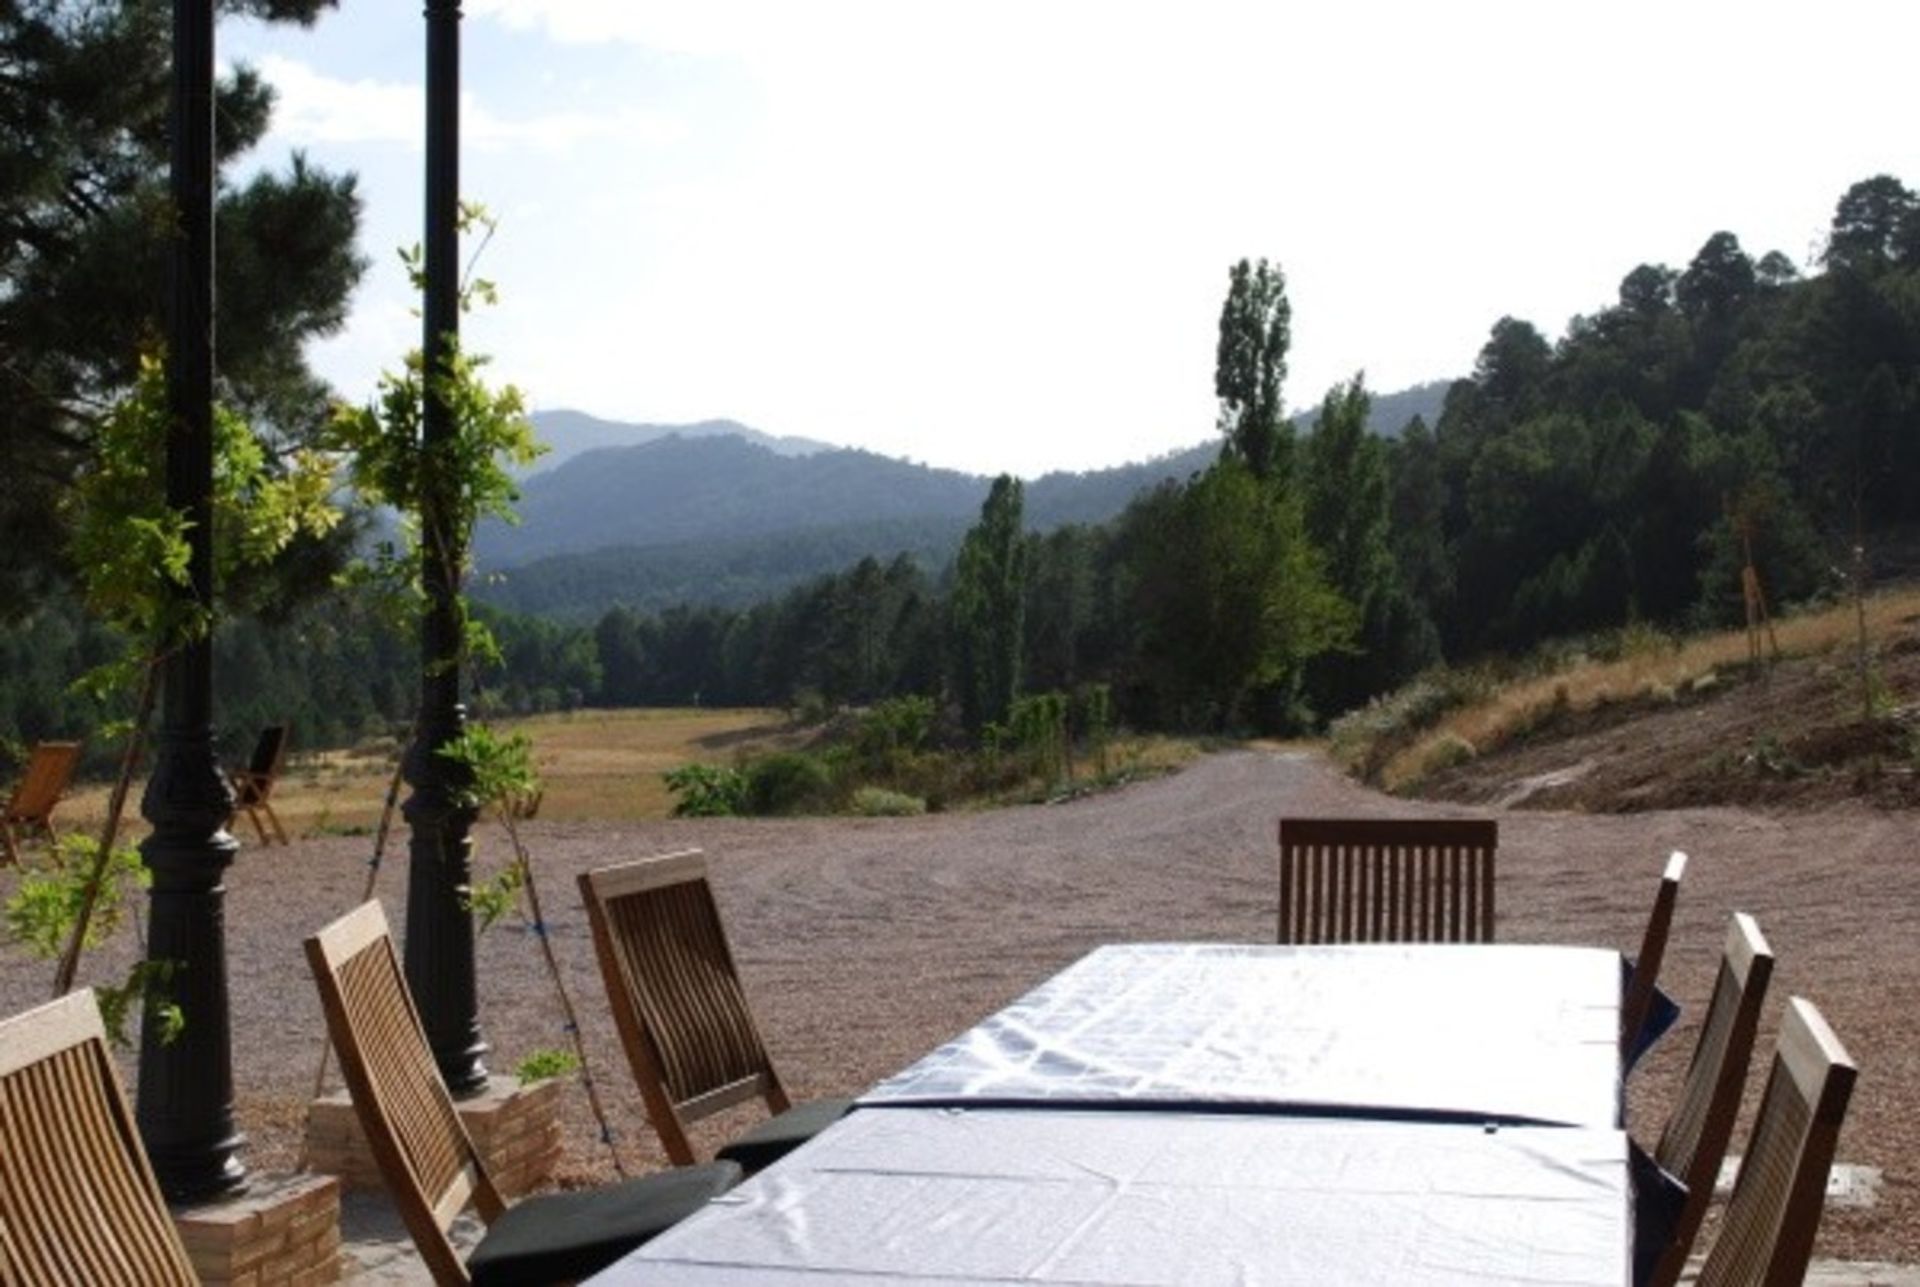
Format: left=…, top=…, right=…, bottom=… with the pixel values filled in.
left=478, top=381, right=1451, bottom=616
left=524, top=409, right=834, bottom=476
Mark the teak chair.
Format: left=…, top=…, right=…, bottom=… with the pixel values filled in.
left=1622, top=850, right=1689, bottom=1060
left=2, top=739, right=82, bottom=866
left=1695, top=996, right=1858, bottom=1287
left=1644, top=912, right=1775, bottom=1287
left=228, top=723, right=290, bottom=846
left=1277, top=816, right=1498, bottom=944
left=305, top=901, right=740, bottom=1286
left=0, top=989, right=197, bottom=1286
left=579, top=850, right=852, bottom=1174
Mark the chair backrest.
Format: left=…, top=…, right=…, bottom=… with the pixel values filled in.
left=1696, top=997, right=1858, bottom=1287
left=304, top=901, right=503, bottom=1284
left=6, top=740, right=82, bottom=821
left=1277, top=817, right=1498, bottom=944
left=579, top=849, right=786, bottom=1166
left=247, top=724, right=290, bottom=783
left=1621, top=850, right=1688, bottom=1054
left=1647, top=912, right=1774, bottom=1287
left=0, top=989, right=197, bottom=1286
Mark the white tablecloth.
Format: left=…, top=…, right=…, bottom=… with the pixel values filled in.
left=597, top=1107, right=1630, bottom=1285
left=861, top=942, right=1622, bottom=1127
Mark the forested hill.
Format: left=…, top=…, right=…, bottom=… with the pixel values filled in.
left=476, top=381, right=1449, bottom=615
left=472, top=434, right=1221, bottom=614
left=474, top=432, right=1229, bottom=568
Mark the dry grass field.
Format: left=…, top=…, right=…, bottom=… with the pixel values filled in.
left=48, top=707, right=808, bottom=842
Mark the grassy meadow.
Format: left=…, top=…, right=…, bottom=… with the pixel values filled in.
left=50, top=708, right=806, bottom=844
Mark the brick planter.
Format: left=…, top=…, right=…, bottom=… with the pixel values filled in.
left=306, top=1074, right=563, bottom=1199
left=172, top=1171, right=341, bottom=1286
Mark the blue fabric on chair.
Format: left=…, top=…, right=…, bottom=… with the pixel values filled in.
left=715, top=1097, right=856, bottom=1175
left=1628, top=1138, right=1687, bottom=1287
left=1620, top=957, right=1682, bottom=1071
left=466, top=1160, right=741, bottom=1286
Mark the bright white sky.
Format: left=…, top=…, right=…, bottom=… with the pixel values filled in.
left=225, top=1, right=1918, bottom=478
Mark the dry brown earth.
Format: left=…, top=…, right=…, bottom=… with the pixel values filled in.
left=1, top=747, right=1913, bottom=1261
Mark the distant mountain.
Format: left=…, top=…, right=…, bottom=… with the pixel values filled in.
left=476, top=434, right=1232, bottom=572
left=477, top=383, right=1454, bottom=618
left=522, top=409, right=833, bottom=477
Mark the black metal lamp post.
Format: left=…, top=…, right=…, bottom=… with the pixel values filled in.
left=403, top=0, right=489, bottom=1096
left=136, top=0, right=245, bottom=1202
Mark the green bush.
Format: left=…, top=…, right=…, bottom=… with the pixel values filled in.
left=744, top=751, right=834, bottom=816
left=851, top=695, right=936, bottom=773
left=850, top=786, right=926, bottom=817
left=662, top=762, right=748, bottom=817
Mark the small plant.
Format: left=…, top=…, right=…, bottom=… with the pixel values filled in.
left=97, top=961, right=185, bottom=1049
left=5, top=836, right=147, bottom=957
left=3, top=837, right=179, bottom=1046
left=1745, top=733, right=1804, bottom=779
left=515, top=1048, right=581, bottom=1082
left=850, top=786, right=926, bottom=817
left=663, top=762, right=748, bottom=817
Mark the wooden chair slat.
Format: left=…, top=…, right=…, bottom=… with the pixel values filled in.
left=0, top=991, right=196, bottom=1287
left=581, top=851, right=795, bottom=1168
left=1695, top=997, right=1857, bottom=1287
left=306, top=901, right=502, bottom=1285
left=1646, top=913, right=1774, bottom=1287
left=1277, top=819, right=1497, bottom=945
left=1622, top=851, right=1688, bottom=1056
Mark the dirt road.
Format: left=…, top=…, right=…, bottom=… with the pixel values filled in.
left=3, top=748, right=1912, bottom=1259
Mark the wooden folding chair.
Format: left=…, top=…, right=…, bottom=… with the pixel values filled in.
left=228, top=723, right=290, bottom=846
left=1644, top=912, right=1775, bottom=1287
left=1621, top=850, right=1688, bottom=1057
left=2, top=740, right=82, bottom=866
left=0, top=989, right=197, bottom=1286
left=1277, top=816, right=1498, bottom=943
left=305, top=901, right=739, bottom=1285
left=579, top=850, right=852, bottom=1174
left=1695, top=997, right=1858, bottom=1287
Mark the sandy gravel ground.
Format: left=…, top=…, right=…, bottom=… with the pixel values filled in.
left=2, top=748, right=1913, bottom=1262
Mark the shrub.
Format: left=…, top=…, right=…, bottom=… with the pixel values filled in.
left=850, top=786, right=926, bottom=817
left=662, top=762, right=748, bottom=817
left=744, top=751, right=834, bottom=816
left=1418, top=733, right=1476, bottom=777
left=851, top=695, right=937, bottom=775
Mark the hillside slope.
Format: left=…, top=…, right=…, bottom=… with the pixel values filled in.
left=1412, top=633, right=1920, bottom=813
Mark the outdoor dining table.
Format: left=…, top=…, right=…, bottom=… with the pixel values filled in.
left=589, top=941, right=1640, bottom=1285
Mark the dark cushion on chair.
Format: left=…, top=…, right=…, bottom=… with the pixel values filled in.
left=467, top=1160, right=741, bottom=1286
left=1620, top=957, right=1683, bottom=1072
left=1628, top=1139, right=1687, bottom=1287
left=715, top=1097, right=855, bottom=1175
